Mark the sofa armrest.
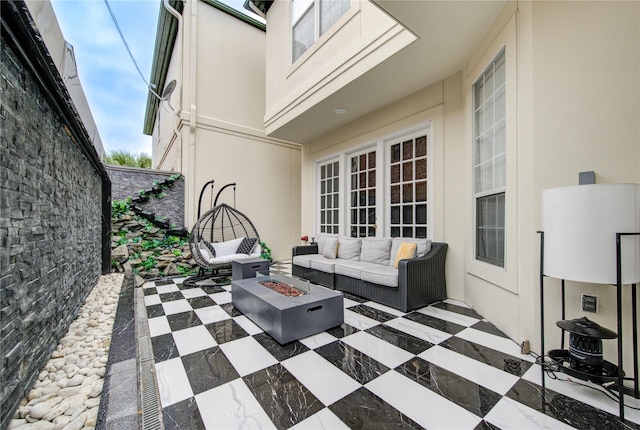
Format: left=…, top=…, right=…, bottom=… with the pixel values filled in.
left=397, top=242, right=448, bottom=310
left=292, top=244, right=319, bottom=257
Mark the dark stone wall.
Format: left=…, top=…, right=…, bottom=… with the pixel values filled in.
left=105, top=165, right=185, bottom=228
left=0, top=34, right=103, bottom=428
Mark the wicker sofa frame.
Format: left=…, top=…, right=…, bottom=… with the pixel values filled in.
left=292, top=241, right=447, bottom=312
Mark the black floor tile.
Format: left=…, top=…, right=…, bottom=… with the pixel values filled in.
left=253, top=333, right=309, bottom=361
left=151, top=333, right=180, bottom=363
left=163, top=397, right=205, bottom=430
left=432, top=302, right=483, bottom=319
left=181, top=347, right=240, bottom=396
left=243, top=364, right=324, bottom=429
left=186, top=295, right=216, bottom=309
left=315, top=341, right=389, bottom=385
left=471, top=320, right=509, bottom=338
left=404, top=311, right=466, bottom=335
left=329, top=387, right=423, bottom=429
left=395, top=357, right=501, bottom=417
left=167, top=311, right=202, bottom=332
left=366, top=324, right=433, bottom=355
left=326, top=323, right=359, bottom=339
left=349, top=304, right=397, bottom=323
left=205, top=319, right=248, bottom=344
left=146, top=304, right=165, bottom=318
left=159, top=291, right=185, bottom=302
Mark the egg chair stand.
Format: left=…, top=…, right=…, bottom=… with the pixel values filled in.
left=183, top=182, right=261, bottom=288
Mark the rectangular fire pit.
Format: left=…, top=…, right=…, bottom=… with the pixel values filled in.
left=231, top=274, right=343, bottom=344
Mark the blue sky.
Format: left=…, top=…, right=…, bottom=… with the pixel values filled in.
left=51, top=0, right=261, bottom=157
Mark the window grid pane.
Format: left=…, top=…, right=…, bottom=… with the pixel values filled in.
left=389, top=135, right=428, bottom=238
left=473, top=49, right=506, bottom=266
left=320, top=0, right=350, bottom=35
left=319, top=160, right=340, bottom=235
left=292, top=5, right=315, bottom=62
left=349, top=150, right=376, bottom=238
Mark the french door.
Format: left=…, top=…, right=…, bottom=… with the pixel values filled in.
left=348, top=148, right=377, bottom=238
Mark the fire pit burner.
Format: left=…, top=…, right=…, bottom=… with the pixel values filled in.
left=258, top=280, right=304, bottom=297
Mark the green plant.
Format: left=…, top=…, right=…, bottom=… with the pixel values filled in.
left=141, top=256, right=157, bottom=271
left=111, top=198, right=131, bottom=218
left=116, top=237, right=129, bottom=246
left=173, top=249, right=183, bottom=257
left=158, top=192, right=167, bottom=199
left=177, top=265, right=195, bottom=276
left=260, top=241, right=272, bottom=262
left=104, top=150, right=152, bottom=168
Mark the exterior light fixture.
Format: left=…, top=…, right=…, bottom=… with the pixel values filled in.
left=335, top=108, right=346, bottom=114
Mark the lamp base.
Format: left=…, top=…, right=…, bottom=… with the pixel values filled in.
left=548, top=349, right=623, bottom=385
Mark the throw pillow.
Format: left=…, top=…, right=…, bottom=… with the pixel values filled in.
left=322, top=237, right=339, bottom=259
left=394, top=242, right=417, bottom=268
left=360, top=238, right=392, bottom=265
left=236, top=237, right=258, bottom=255
left=337, top=237, right=361, bottom=260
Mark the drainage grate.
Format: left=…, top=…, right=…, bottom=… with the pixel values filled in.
left=135, top=287, right=164, bottom=430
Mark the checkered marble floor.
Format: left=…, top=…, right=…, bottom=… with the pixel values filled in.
left=141, top=261, right=639, bottom=430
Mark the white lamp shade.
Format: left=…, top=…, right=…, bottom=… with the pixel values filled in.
left=542, top=183, right=640, bottom=285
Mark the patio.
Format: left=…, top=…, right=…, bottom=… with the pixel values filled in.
left=100, top=261, right=639, bottom=430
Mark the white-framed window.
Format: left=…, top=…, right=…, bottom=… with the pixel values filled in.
left=318, top=158, right=340, bottom=234
left=292, top=0, right=351, bottom=63
left=388, top=134, right=428, bottom=238
left=348, top=148, right=377, bottom=238
left=473, top=48, right=506, bottom=267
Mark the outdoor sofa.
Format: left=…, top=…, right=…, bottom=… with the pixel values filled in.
left=292, top=233, right=447, bottom=312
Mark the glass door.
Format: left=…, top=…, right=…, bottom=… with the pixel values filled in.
left=349, top=149, right=377, bottom=237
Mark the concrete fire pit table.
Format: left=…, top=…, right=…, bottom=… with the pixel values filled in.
left=231, top=274, right=344, bottom=344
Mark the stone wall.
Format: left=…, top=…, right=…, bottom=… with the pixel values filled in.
left=105, top=165, right=185, bottom=229
left=0, top=29, right=104, bottom=429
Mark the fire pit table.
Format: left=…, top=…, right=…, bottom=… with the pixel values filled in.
left=231, top=274, right=343, bottom=344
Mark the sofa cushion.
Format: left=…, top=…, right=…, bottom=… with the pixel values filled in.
left=389, top=238, right=432, bottom=266
left=293, top=254, right=324, bottom=268
left=360, top=238, right=392, bottom=265
left=316, top=233, right=338, bottom=256
left=310, top=258, right=337, bottom=273
left=394, top=242, right=417, bottom=268
left=361, top=265, right=398, bottom=288
left=212, top=237, right=245, bottom=258
left=337, top=237, right=361, bottom=261
left=323, top=237, right=339, bottom=259
left=334, top=260, right=364, bottom=279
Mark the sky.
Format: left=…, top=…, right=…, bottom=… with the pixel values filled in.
left=51, top=0, right=262, bottom=157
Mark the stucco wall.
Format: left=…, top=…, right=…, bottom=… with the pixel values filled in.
left=0, top=36, right=103, bottom=429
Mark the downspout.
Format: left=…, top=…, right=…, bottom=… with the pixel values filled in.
left=187, top=0, right=198, bottom=227
left=162, top=0, right=183, bottom=165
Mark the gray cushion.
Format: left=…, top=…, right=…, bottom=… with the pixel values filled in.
left=360, top=238, right=392, bottom=265
left=316, top=233, right=337, bottom=256
left=322, top=237, right=339, bottom=259
left=389, top=238, right=432, bottom=266
left=334, top=260, right=365, bottom=279
left=293, top=254, right=324, bottom=269
left=337, top=237, right=361, bottom=261
left=361, top=265, right=398, bottom=288
left=310, top=258, right=337, bottom=273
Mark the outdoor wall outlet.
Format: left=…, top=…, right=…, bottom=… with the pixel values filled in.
left=520, top=340, right=530, bottom=355
left=581, top=294, right=598, bottom=313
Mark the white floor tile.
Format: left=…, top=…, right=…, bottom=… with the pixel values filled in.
left=155, top=357, right=194, bottom=407
left=344, top=309, right=380, bottom=330
left=233, top=315, right=263, bottom=335
left=148, top=316, right=171, bottom=337
left=419, top=345, right=519, bottom=395
left=155, top=284, right=180, bottom=294
left=366, top=371, right=481, bottom=429
left=172, top=325, right=217, bottom=356
left=484, top=397, right=576, bottom=430
left=443, top=298, right=472, bottom=308
left=282, top=351, right=360, bottom=406
left=456, top=327, right=536, bottom=362
left=210, top=291, right=232, bottom=304
left=162, top=299, right=192, bottom=316
left=417, top=306, right=480, bottom=327
left=385, top=317, right=452, bottom=345
left=343, top=298, right=362, bottom=308
left=299, top=331, right=338, bottom=350
left=289, top=408, right=350, bottom=430
left=196, top=379, right=276, bottom=430
left=219, top=336, right=278, bottom=377
left=194, top=305, right=231, bottom=324
left=180, top=288, right=207, bottom=299
left=144, top=294, right=161, bottom=306
left=341, top=331, right=413, bottom=369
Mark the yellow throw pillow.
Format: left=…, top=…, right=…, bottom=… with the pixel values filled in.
left=394, top=242, right=417, bottom=268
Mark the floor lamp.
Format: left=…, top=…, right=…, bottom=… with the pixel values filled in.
left=540, top=183, right=640, bottom=421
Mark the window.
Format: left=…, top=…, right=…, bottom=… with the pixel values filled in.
left=349, top=150, right=376, bottom=237
left=292, top=0, right=350, bottom=63
left=473, top=49, right=506, bottom=267
left=389, top=135, right=428, bottom=238
left=319, top=160, right=340, bottom=234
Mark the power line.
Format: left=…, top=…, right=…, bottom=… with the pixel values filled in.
left=103, top=0, right=162, bottom=100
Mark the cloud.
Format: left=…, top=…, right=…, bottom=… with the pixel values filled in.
left=51, top=0, right=159, bottom=155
